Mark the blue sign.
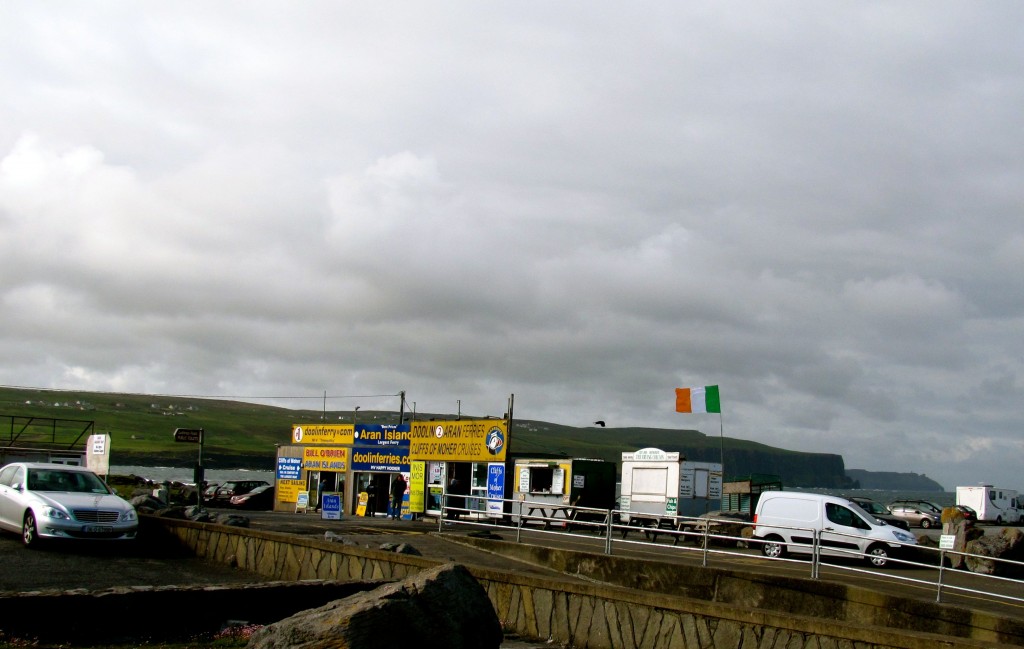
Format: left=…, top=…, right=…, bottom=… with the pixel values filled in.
left=351, top=446, right=410, bottom=472
left=277, top=457, right=302, bottom=480
left=321, top=494, right=342, bottom=520
left=487, top=462, right=505, bottom=516
left=353, top=424, right=411, bottom=447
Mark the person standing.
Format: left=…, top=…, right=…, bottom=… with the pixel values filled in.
left=365, top=480, right=377, bottom=516
left=390, top=473, right=407, bottom=520
left=446, top=475, right=463, bottom=520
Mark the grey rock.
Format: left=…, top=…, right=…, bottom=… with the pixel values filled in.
left=246, top=563, right=502, bottom=649
left=184, top=505, right=213, bottom=522
left=965, top=527, right=1024, bottom=575
left=216, top=513, right=251, bottom=527
left=324, top=531, right=358, bottom=545
left=379, top=542, right=422, bottom=555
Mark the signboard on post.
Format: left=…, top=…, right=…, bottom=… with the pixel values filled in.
left=321, top=494, right=342, bottom=520
left=487, top=462, right=505, bottom=517
left=86, top=433, right=111, bottom=477
left=173, top=428, right=205, bottom=507
left=174, top=428, right=204, bottom=444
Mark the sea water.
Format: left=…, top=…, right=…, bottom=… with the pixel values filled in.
left=112, top=465, right=953, bottom=510
left=112, top=465, right=275, bottom=485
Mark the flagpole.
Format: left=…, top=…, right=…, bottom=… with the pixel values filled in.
left=718, top=412, right=725, bottom=476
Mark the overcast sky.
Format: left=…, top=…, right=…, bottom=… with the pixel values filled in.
left=2, top=3, right=1022, bottom=491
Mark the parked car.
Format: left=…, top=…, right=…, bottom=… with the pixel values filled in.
left=887, top=500, right=943, bottom=529
left=952, top=504, right=978, bottom=526
left=206, top=480, right=270, bottom=505
left=752, top=491, right=916, bottom=567
left=845, top=497, right=911, bottom=531
left=202, top=482, right=220, bottom=500
left=228, top=484, right=275, bottom=510
left=0, top=462, right=138, bottom=547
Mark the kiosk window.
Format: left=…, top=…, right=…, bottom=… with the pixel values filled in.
left=472, top=463, right=489, bottom=490
left=527, top=467, right=554, bottom=493
left=632, top=467, right=667, bottom=496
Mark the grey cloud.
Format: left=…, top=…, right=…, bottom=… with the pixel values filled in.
left=2, top=2, right=1023, bottom=489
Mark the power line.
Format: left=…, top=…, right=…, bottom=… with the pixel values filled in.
left=0, top=384, right=400, bottom=402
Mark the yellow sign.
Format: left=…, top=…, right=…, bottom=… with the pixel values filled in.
left=302, top=446, right=348, bottom=470
left=409, top=461, right=426, bottom=513
left=276, top=479, right=305, bottom=503
left=409, top=419, right=508, bottom=462
left=356, top=491, right=369, bottom=517
left=292, top=424, right=354, bottom=445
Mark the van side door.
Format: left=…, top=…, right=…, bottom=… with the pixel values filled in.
left=821, top=502, right=873, bottom=559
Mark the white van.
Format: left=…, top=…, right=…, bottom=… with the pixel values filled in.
left=753, top=491, right=917, bottom=567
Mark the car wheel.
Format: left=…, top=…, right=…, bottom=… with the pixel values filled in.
left=761, top=535, right=786, bottom=559
left=920, top=518, right=932, bottom=529
left=22, top=511, right=41, bottom=548
left=866, top=543, right=889, bottom=567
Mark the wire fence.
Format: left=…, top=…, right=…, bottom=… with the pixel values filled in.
left=436, top=494, right=1024, bottom=608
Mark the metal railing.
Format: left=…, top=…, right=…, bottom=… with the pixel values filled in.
left=436, top=495, right=1024, bottom=608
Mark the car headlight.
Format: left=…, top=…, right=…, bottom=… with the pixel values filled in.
left=40, top=506, right=70, bottom=521
left=122, top=509, right=138, bottom=522
left=893, top=530, right=915, bottom=543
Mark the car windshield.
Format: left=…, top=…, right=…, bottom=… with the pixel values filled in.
left=27, top=469, right=111, bottom=494
left=857, top=501, right=886, bottom=515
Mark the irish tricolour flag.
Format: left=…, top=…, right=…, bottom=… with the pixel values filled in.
left=675, top=385, right=721, bottom=414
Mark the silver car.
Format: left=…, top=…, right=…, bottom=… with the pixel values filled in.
left=0, top=462, right=138, bottom=547
left=887, top=500, right=943, bottom=529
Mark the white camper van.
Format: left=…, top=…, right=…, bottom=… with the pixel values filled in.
left=956, top=485, right=1022, bottom=524
left=752, top=491, right=917, bottom=567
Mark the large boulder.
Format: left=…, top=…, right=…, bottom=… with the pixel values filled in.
left=246, top=563, right=502, bottom=649
left=939, top=507, right=984, bottom=569
left=964, top=527, right=1024, bottom=576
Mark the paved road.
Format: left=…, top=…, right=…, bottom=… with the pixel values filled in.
left=0, top=527, right=266, bottom=593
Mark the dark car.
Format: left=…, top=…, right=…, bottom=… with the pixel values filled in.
left=206, top=480, right=270, bottom=505
left=953, top=504, right=978, bottom=526
left=847, top=496, right=911, bottom=531
left=228, top=484, right=275, bottom=510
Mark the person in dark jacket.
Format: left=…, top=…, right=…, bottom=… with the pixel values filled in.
left=390, top=474, right=407, bottom=519
left=365, top=481, right=378, bottom=516
left=446, top=476, right=464, bottom=520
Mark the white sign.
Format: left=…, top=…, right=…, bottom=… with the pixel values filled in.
left=518, top=467, right=531, bottom=493
left=552, top=468, right=565, bottom=494
left=939, top=534, right=956, bottom=550
left=623, top=448, right=680, bottom=462
left=86, top=433, right=111, bottom=477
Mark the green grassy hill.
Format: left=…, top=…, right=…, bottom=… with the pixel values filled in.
left=0, top=387, right=852, bottom=487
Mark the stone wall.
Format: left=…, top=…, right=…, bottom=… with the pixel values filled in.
left=150, top=518, right=1018, bottom=649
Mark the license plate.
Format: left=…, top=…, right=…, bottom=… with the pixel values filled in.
left=83, top=525, right=112, bottom=533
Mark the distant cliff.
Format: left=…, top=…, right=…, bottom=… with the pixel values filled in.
left=0, top=386, right=904, bottom=490
left=845, top=469, right=945, bottom=492
left=511, top=421, right=857, bottom=489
